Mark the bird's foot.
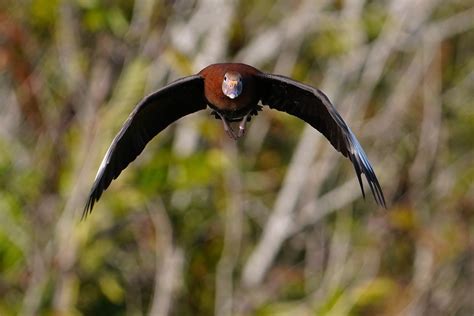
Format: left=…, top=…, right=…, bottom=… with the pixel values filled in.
left=212, top=109, right=255, bottom=140
left=237, top=109, right=254, bottom=138
left=238, top=125, right=245, bottom=138
left=212, top=110, right=238, bottom=140
left=225, top=127, right=238, bottom=140
left=222, top=119, right=239, bottom=140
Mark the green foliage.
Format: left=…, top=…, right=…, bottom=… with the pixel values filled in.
left=29, top=0, right=60, bottom=30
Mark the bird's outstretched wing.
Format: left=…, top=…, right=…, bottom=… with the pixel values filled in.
left=257, top=73, right=386, bottom=207
left=84, top=75, right=206, bottom=217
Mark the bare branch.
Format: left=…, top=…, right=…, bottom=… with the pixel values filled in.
left=215, top=140, right=244, bottom=316
left=242, top=127, right=321, bottom=287
left=148, top=201, right=184, bottom=316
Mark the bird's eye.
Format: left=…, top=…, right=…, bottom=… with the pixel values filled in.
left=224, top=76, right=227, bottom=81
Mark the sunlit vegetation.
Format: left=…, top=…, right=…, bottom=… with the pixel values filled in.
left=1, top=1, right=473, bottom=315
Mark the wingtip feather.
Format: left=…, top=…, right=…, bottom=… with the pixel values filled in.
left=348, top=131, right=387, bottom=208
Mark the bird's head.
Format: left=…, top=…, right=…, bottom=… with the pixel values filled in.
left=222, top=71, right=242, bottom=99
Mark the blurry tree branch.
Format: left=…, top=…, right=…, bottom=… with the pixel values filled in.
left=215, top=140, right=244, bottom=316
left=1, top=1, right=474, bottom=315
left=0, top=13, right=44, bottom=133
left=148, top=200, right=184, bottom=316
left=408, top=41, right=442, bottom=201
left=242, top=127, right=320, bottom=287
left=52, top=58, right=113, bottom=314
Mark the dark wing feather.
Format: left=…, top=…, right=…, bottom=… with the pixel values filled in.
left=84, top=75, right=206, bottom=217
left=257, top=73, right=386, bottom=207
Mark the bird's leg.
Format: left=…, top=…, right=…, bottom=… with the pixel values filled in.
left=212, top=110, right=237, bottom=140
left=224, top=122, right=238, bottom=140
left=237, top=109, right=254, bottom=138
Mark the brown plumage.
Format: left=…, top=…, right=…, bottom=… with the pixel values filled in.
left=84, top=63, right=386, bottom=217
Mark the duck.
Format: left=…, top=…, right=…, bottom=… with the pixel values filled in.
left=83, top=63, right=386, bottom=217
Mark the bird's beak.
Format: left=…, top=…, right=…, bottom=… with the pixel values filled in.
left=223, top=79, right=243, bottom=99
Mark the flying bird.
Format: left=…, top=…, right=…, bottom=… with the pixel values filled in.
left=84, top=63, right=386, bottom=217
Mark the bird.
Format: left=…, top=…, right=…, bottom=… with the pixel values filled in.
left=83, top=63, right=386, bottom=217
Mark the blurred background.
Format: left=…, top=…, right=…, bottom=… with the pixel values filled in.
left=1, top=0, right=474, bottom=315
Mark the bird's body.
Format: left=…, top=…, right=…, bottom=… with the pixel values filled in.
left=84, top=63, right=386, bottom=217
